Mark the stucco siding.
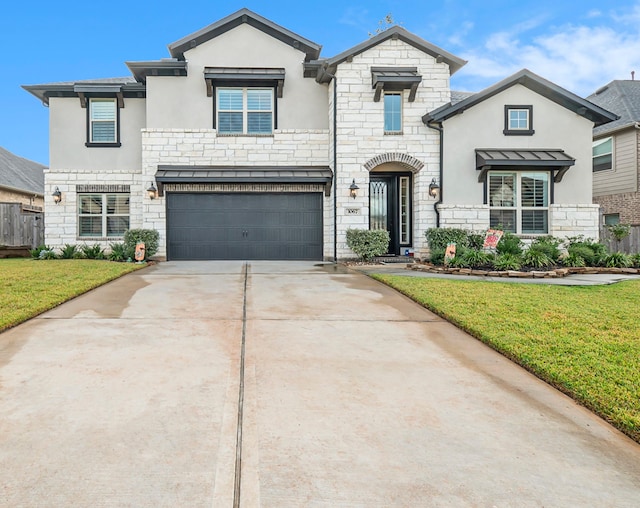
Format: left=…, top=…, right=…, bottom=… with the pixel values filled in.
left=49, top=97, right=146, bottom=171
left=146, top=24, right=328, bottom=130
left=442, top=84, right=594, bottom=207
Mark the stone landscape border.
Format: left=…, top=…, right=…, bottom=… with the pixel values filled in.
left=407, top=264, right=640, bottom=279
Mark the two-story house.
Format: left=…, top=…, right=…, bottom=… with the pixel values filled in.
left=587, top=79, right=640, bottom=225
left=23, top=9, right=616, bottom=260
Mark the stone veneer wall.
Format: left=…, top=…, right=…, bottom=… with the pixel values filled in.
left=141, top=128, right=331, bottom=258
left=437, top=204, right=600, bottom=244
left=332, top=38, right=451, bottom=259
left=43, top=169, right=142, bottom=250
left=593, top=192, right=640, bottom=225
left=549, top=204, right=600, bottom=240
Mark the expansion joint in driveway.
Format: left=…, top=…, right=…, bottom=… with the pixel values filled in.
left=233, top=262, right=249, bottom=508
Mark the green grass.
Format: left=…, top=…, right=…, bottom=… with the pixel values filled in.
left=372, top=274, right=640, bottom=442
left=0, top=259, right=145, bottom=332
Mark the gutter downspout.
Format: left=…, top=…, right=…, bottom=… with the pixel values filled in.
left=426, top=121, right=443, bottom=227
left=320, top=64, right=339, bottom=262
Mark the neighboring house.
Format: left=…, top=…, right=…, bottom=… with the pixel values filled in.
left=23, top=9, right=616, bottom=260
left=587, top=80, right=640, bottom=225
left=0, top=146, right=45, bottom=210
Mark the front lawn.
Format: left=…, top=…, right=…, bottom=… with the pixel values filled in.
left=0, top=259, right=145, bottom=332
left=372, top=274, right=640, bottom=443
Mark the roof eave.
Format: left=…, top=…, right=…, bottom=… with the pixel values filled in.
left=168, top=8, right=322, bottom=62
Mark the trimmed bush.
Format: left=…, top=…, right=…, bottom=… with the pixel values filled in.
left=566, top=238, right=608, bottom=267
left=124, top=229, right=160, bottom=259
left=562, top=253, right=586, bottom=268
left=631, top=253, right=640, bottom=268
left=108, top=242, right=128, bottom=262
left=450, top=249, right=494, bottom=268
left=428, top=247, right=446, bottom=265
left=346, top=229, right=390, bottom=261
left=425, top=228, right=472, bottom=251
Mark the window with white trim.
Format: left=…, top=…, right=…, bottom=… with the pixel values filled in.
left=89, top=98, right=118, bottom=143
left=384, top=92, right=402, bottom=133
left=217, top=88, right=273, bottom=134
left=489, top=171, right=549, bottom=234
left=78, top=193, right=130, bottom=237
left=593, top=137, right=612, bottom=171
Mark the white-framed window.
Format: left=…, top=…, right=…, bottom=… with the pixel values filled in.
left=384, top=92, right=402, bottom=133
left=78, top=193, right=130, bottom=237
left=89, top=98, right=117, bottom=143
left=593, top=137, right=613, bottom=172
left=399, top=176, right=410, bottom=244
left=504, top=105, right=534, bottom=135
left=217, top=88, right=273, bottom=134
left=489, top=171, right=549, bottom=234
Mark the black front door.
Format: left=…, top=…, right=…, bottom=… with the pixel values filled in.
left=369, top=173, right=412, bottom=255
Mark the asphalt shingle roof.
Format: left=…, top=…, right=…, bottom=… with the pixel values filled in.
left=588, top=80, right=640, bottom=136
left=0, top=147, right=46, bottom=195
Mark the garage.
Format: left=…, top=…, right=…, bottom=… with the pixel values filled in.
left=166, top=192, right=323, bottom=260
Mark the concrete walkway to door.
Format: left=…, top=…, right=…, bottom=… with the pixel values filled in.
left=1, top=261, right=639, bottom=507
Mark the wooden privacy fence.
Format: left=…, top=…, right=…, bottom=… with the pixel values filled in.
left=600, top=225, right=640, bottom=254
left=0, top=203, right=44, bottom=249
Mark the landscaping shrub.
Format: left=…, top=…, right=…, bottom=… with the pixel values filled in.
left=496, top=232, right=523, bottom=256
left=346, top=228, right=390, bottom=261
left=602, top=252, right=632, bottom=268
left=522, top=248, right=553, bottom=269
left=467, top=233, right=485, bottom=251
left=566, top=237, right=608, bottom=266
left=428, top=247, right=445, bottom=266
left=493, top=253, right=522, bottom=271
left=60, top=244, right=83, bottom=259
left=450, top=249, right=494, bottom=269
left=81, top=244, right=105, bottom=260
left=30, top=245, right=52, bottom=259
left=529, top=236, right=561, bottom=262
left=425, top=228, right=472, bottom=251
left=38, top=248, right=57, bottom=260
left=631, top=253, right=640, bottom=268
left=108, top=242, right=129, bottom=262
left=124, top=229, right=160, bottom=259
left=562, top=253, right=586, bottom=268
left=606, top=223, right=631, bottom=242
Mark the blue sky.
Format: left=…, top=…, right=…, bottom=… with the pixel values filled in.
left=3, top=0, right=640, bottom=165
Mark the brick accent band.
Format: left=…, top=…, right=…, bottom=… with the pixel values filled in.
left=76, top=184, right=131, bottom=193
left=163, top=183, right=325, bottom=193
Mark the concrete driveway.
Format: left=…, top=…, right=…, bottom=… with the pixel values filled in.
left=1, top=261, right=639, bottom=507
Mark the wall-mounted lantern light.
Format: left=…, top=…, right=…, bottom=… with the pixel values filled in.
left=147, top=182, right=158, bottom=200
left=428, top=178, right=440, bottom=199
left=349, top=179, right=359, bottom=199
left=52, top=186, right=62, bottom=204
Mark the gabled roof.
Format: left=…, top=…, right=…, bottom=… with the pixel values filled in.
left=423, top=69, right=618, bottom=127
left=314, top=26, right=466, bottom=82
left=168, top=8, right=322, bottom=62
left=587, top=80, right=640, bottom=136
left=0, top=147, right=45, bottom=196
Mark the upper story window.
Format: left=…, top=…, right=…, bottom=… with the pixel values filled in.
left=87, top=98, right=120, bottom=147
left=216, top=87, right=274, bottom=135
left=489, top=171, right=549, bottom=234
left=593, top=137, right=613, bottom=171
left=504, top=105, right=534, bottom=135
left=384, top=92, right=402, bottom=133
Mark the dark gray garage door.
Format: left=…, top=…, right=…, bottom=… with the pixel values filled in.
left=166, top=193, right=323, bottom=260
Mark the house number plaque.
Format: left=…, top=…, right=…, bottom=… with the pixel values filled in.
left=345, top=207, right=361, bottom=215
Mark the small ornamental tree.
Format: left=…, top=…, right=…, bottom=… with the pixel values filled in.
left=346, top=228, right=390, bottom=261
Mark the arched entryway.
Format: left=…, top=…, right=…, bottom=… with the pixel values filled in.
left=364, top=154, right=423, bottom=255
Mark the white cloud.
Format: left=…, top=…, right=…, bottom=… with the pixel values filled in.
left=454, top=16, right=640, bottom=96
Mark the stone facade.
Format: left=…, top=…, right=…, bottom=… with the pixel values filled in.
left=549, top=204, right=600, bottom=240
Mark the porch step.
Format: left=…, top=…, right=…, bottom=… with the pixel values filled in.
left=374, top=256, right=416, bottom=264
